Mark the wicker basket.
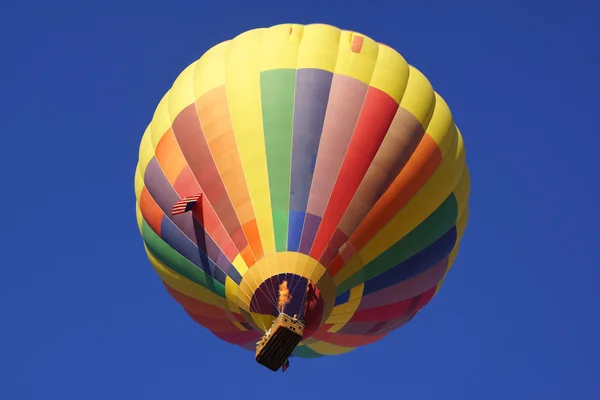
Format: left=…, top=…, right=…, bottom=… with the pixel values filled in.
left=255, top=313, right=305, bottom=371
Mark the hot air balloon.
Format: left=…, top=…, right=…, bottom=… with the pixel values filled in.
left=134, top=23, right=469, bottom=371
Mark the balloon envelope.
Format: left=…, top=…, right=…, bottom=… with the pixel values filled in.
left=134, top=23, right=470, bottom=358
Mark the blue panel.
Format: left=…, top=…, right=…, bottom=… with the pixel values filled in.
left=287, top=211, right=306, bottom=251
left=161, top=217, right=226, bottom=285
left=362, top=226, right=458, bottom=296
left=227, top=266, right=242, bottom=285
left=334, top=291, right=351, bottom=306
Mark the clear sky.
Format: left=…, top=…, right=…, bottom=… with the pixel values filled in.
left=2, top=0, right=599, bottom=399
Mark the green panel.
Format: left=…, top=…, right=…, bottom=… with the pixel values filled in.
left=336, top=194, right=459, bottom=295
left=261, top=69, right=296, bottom=252
left=142, top=219, right=226, bottom=298
left=292, top=345, right=325, bottom=358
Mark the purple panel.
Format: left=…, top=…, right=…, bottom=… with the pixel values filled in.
left=335, top=321, right=381, bottom=335
left=144, top=157, right=233, bottom=275
left=289, top=69, right=333, bottom=212
left=358, top=259, right=448, bottom=310
left=365, top=313, right=416, bottom=336
left=240, top=341, right=258, bottom=351
left=144, top=157, right=179, bottom=217
left=298, top=213, right=321, bottom=254
left=300, top=74, right=368, bottom=253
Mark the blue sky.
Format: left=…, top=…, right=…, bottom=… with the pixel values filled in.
left=2, top=0, right=599, bottom=398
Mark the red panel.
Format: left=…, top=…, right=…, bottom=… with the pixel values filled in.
left=350, top=297, right=413, bottom=323
left=312, top=331, right=386, bottom=347
left=172, top=104, right=248, bottom=253
left=209, top=329, right=262, bottom=345
left=185, top=310, right=244, bottom=333
left=350, top=287, right=437, bottom=323
left=310, top=87, right=398, bottom=260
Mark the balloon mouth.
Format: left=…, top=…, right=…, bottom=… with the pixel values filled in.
left=236, top=252, right=336, bottom=337
left=249, top=274, right=324, bottom=338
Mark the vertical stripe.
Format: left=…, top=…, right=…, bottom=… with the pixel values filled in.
left=225, top=29, right=276, bottom=257
left=337, top=107, right=424, bottom=237
left=195, top=86, right=264, bottom=261
left=299, top=75, right=368, bottom=254
left=143, top=157, right=179, bottom=219
left=287, top=68, right=333, bottom=251
left=350, top=134, right=442, bottom=251
left=144, top=158, right=241, bottom=284
left=310, top=87, right=399, bottom=260
left=139, top=187, right=163, bottom=235
left=171, top=104, right=250, bottom=257
left=327, top=133, right=443, bottom=274
left=316, top=107, right=424, bottom=266
left=154, top=128, right=186, bottom=185
left=173, top=166, right=239, bottom=262
left=261, top=69, right=296, bottom=251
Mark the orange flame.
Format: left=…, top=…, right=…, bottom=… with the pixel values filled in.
left=277, top=281, right=292, bottom=313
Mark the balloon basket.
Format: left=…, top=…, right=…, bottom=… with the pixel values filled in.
left=255, top=313, right=305, bottom=371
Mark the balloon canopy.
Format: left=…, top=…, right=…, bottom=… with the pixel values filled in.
left=134, top=23, right=470, bottom=359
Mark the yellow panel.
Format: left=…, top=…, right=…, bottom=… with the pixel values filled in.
left=224, top=277, right=241, bottom=314
left=138, top=124, right=155, bottom=176
left=259, top=24, right=302, bottom=71
left=453, top=164, right=471, bottom=219
left=297, top=24, right=340, bottom=71
left=456, top=206, right=469, bottom=239
left=248, top=312, right=275, bottom=332
left=135, top=202, right=143, bottom=233
left=307, top=340, right=355, bottom=355
left=434, top=243, right=461, bottom=296
left=193, top=41, right=228, bottom=97
left=448, top=243, right=461, bottom=266
left=261, top=253, right=276, bottom=285
left=327, top=323, right=345, bottom=333
left=349, top=282, right=364, bottom=301
left=230, top=319, right=247, bottom=332
left=425, top=92, right=456, bottom=152
left=276, top=252, right=288, bottom=276
left=231, top=254, right=249, bottom=277
left=264, top=252, right=279, bottom=282
left=370, top=45, right=409, bottom=103
left=285, top=252, right=300, bottom=276
left=298, top=338, right=319, bottom=346
left=334, top=30, right=379, bottom=84
left=164, top=61, right=197, bottom=146
left=325, top=283, right=363, bottom=325
left=234, top=251, right=336, bottom=325
left=225, top=28, right=276, bottom=256
left=149, top=93, right=170, bottom=150
left=400, top=66, right=435, bottom=128
left=245, top=259, right=264, bottom=293
left=236, top=290, right=252, bottom=312
left=134, top=164, right=144, bottom=200
left=303, top=257, right=320, bottom=281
